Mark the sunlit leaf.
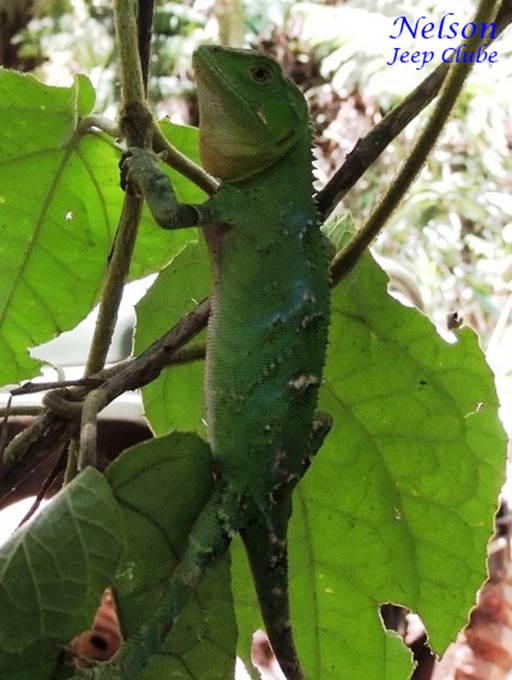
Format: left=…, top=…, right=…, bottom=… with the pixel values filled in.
left=232, top=254, right=506, bottom=679
left=135, top=241, right=210, bottom=436
left=0, top=468, right=124, bottom=677
left=106, top=432, right=236, bottom=678
left=0, top=70, right=202, bottom=386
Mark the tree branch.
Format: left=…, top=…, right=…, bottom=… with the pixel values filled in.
left=136, top=0, right=154, bottom=97
left=78, top=301, right=209, bottom=468
left=84, top=0, right=152, bottom=378
left=316, top=0, right=512, bottom=221
left=0, top=300, right=210, bottom=502
left=79, top=115, right=120, bottom=138
left=152, top=123, right=218, bottom=195
left=329, top=0, right=505, bottom=285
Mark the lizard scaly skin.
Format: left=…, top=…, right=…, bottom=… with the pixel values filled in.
left=114, top=46, right=331, bottom=680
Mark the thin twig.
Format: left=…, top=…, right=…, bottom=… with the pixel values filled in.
left=115, top=0, right=147, bottom=109
left=0, top=405, right=43, bottom=418
left=316, top=0, right=512, bottom=221
left=152, top=123, right=218, bottom=195
left=316, top=66, right=449, bottom=220
left=78, top=299, right=210, bottom=468
left=73, top=0, right=155, bottom=471
left=0, top=395, right=12, bottom=461
left=0, top=300, right=210, bottom=501
left=0, top=415, right=77, bottom=504
left=136, top=0, right=154, bottom=96
left=64, top=440, right=80, bottom=486
left=11, top=378, right=104, bottom=397
left=16, top=446, right=67, bottom=528
left=4, top=341, right=206, bottom=472
left=78, top=115, right=120, bottom=138
left=170, top=344, right=206, bottom=364
left=84, top=0, right=151, bottom=377
left=329, top=0, right=503, bottom=285
left=84, top=200, right=143, bottom=378
left=43, top=391, right=85, bottom=418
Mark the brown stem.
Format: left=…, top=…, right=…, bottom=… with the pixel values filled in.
left=137, top=0, right=155, bottom=96
left=329, top=0, right=504, bottom=285
left=0, top=300, right=210, bottom=502
left=316, top=0, right=512, bottom=221
left=152, top=124, right=218, bottom=195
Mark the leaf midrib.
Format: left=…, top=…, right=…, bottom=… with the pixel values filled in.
left=0, top=130, right=83, bottom=340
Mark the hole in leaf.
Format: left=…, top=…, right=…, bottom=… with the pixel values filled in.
left=380, top=604, right=436, bottom=678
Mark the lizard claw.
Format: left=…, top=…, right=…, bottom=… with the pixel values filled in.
left=119, top=146, right=160, bottom=197
left=119, top=148, right=139, bottom=195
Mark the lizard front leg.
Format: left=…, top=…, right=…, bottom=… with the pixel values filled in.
left=121, top=147, right=213, bottom=229
left=241, top=412, right=332, bottom=680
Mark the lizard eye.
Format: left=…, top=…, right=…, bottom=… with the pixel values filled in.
left=249, top=66, right=272, bottom=84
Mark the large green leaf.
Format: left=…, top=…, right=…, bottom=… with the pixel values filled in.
left=0, top=467, right=124, bottom=677
left=106, top=432, right=236, bottom=679
left=135, top=241, right=210, bottom=436
left=0, top=70, right=202, bottom=387
left=232, top=254, right=506, bottom=679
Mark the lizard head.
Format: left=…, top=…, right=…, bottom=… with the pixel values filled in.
left=193, top=45, right=309, bottom=181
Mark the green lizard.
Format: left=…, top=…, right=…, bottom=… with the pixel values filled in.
left=69, top=0, right=500, bottom=673
left=118, top=45, right=332, bottom=679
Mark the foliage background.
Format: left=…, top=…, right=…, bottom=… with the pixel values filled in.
left=0, top=1, right=511, bottom=678
left=5, top=0, right=511, bottom=431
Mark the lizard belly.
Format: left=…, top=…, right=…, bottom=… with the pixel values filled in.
left=205, top=223, right=329, bottom=507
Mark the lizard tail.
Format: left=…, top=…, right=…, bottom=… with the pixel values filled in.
left=87, top=482, right=241, bottom=680
left=241, top=517, right=304, bottom=680
left=239, top=413, right=332, bottom=680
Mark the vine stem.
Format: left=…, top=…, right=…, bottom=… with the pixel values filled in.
left=152, top=123, right=218, bottom=195
left=78, top=301, right=209, bottom=468
left=69, top=0, right=154, bottom=471
left=79, top=116, right=120, bottom=138
left=114, top=0, right=148, bottom=107
left=317, top=0, right=511, bottom=220
left=83, top=0, right=150, bottom=379
left=329, top=0, right=503, bottom=286
left=0, top=301, right=210, bottom=502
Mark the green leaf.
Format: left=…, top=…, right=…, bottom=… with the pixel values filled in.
left=106, top=432, right=236, bottom=679
left=158, top=120, right=204, bottom=188
left=135, top=241, right=210, bottom=436
left=321, top=211, right=356, bottom=251
left=229, top=538, right=260, bottom=675
left=0, top=467, right=124, bottom=677
left=232, top=255, right=506, bottom=680
left=0, top=71, right=203, bottom=387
